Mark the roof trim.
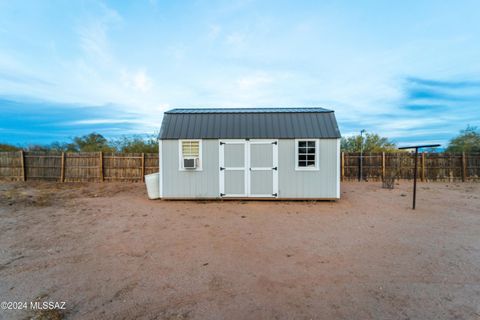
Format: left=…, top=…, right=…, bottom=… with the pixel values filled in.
left=165, top=107, right=333, bottom=114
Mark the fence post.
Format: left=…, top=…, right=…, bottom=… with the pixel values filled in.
left=99, top=152, right=104, bottom=181
left=20, top=150, right=25, bottom=181
left=462, top=152, right=467, bottom=182
left=421, top=152, right=425, bottom=182
left=141, top=153, right=145, bottom=182
left=341, top=152, right=344, bottom=181
left=60, top=152, right=65, bottom=182
left=382, top=152, right=385, bottom=181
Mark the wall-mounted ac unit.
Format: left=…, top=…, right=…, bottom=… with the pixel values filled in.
left=183, top=158, right=197, bottom=169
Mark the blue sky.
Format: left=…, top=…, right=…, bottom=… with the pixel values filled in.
left=1, top=0, right=479, bottom=146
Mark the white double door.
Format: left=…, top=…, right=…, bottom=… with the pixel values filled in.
left=219, top=139, right=278, bottom=198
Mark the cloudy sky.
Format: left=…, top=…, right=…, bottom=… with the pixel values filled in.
left=1, top=0, right=479, bottom=146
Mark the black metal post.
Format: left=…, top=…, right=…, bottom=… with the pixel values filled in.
left=413, top=147, right=418, bottom=210
left=398, top=144, right=440, bottom=210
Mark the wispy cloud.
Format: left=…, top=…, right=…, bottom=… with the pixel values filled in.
left=225, top=32, right=247, bottom=49
left=76, top=3, right=121, bottom=64
left=406, top=77, right=480, bottom=89
left=121, top=69, right=153, bottom=92
left=207, top=24, right=221, bottom=41
left=237, top=72, right=274, bottom=90
left=404, top=77, right=480, bottom=103
left=0, top=71, right=52, bottom=86
left=402, top=76, right=480, bottom=108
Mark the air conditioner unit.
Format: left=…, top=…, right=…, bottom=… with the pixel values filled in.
left=183, top=158, right=197, bottom=169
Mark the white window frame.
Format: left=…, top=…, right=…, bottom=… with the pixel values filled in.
left=178, top=139, right=203, bottom=171
left=295, top=139, right=320, bottom=171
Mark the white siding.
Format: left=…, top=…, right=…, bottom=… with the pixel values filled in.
left=161, top=139, right=219, bottom=198
left=278, top=139, right=339, bottom=199
left=161, top=138, right=340, bottom=199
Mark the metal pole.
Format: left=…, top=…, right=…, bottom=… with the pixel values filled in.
left=413, top=147, right=418, bottom=210
left=398, top=144, right=440, bottom=210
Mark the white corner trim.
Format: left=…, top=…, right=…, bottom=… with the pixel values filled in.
left=178, top=139, right=203, bottom=171
left=336, top=138, right=340, bottom=199
left=272, top=139, right=279, bottom=197
left=245, top=140, right=250, bottom=196
left=219, top=140, right=224, bottom=196
left=158, top=139, right=163, bottom=197
left=294, top=139, right=320, bottom=171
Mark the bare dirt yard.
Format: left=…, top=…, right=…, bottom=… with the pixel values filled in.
left=0, top=181, right=479, bottom=320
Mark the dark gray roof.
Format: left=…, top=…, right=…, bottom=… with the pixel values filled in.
left=159, top=108, right=341, bottom=139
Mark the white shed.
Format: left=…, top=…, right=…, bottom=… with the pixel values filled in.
left=158, top=108, right=341, bottom=199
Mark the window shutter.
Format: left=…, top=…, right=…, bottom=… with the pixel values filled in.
left=182, top=141, right=200, bottom=157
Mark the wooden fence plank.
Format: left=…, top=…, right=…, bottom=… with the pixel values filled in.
left=341, top=152, right=344, bottom=181
left=20, top=150, right=25, bottom=181
left=141, top=153, right=145, bottom=182
left=99, top=152, right=104, bottom=181
left=382, top=152, right=385, bottom=181
left=421, top=152, right=425, bottom=182
left=60, top=152, right=65, bottom=182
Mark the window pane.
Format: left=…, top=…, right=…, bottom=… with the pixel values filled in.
left=298, top=161, right=307, bottom=167
left=298, top=140, right=317, bottom=168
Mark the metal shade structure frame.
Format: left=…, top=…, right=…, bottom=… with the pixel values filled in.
left=398, top=144, right=441, bottom=209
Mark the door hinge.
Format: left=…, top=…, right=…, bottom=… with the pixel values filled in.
left=272, top=193, right=278, bottom=197
left=272, top=141, right=277, bottom=145
left=220, top=167, right=225, bottom=171
left=272, top=167, right=278, bottom=170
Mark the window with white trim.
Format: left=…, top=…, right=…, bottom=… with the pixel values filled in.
left=179, top=140, right=202, bottom=170
left=295, top=139, right=319, bottom=170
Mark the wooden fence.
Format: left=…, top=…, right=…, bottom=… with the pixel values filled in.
left=341, top=152, right=480, bottom=182
left=0, top=151, right=479, bottom=182
left=0, top=152, right=158, bottom=182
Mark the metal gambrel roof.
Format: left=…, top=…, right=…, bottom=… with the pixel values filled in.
left=159, top=108, right=341, bottom=139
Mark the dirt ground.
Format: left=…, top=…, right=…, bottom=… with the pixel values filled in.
left=0, top=181, right=479, bottom=320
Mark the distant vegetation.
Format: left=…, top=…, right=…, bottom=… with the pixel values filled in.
left=341, top=133, right=397, bottom=153
left=0, top=133, right=159, bottom=153
left=0, top=127, right=478, bottom=153
left=0, top=143, right=21, bottom=151
left=445, top=126, right=480, bottom=153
